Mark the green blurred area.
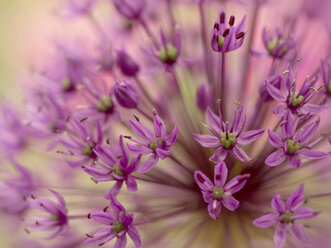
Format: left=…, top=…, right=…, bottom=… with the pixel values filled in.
left=0, top=0, right=55, bottom=99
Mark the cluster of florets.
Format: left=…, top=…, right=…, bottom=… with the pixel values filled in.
left=0, top=0, right=330, bottom=248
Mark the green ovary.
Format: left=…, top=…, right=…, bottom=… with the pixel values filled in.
left=81, top=145, right=93, bottom=156
left=220, top=132, right=236, bottom=149
left=158, top=44, right=178, bottom=63
left=112, top=220, right=126, bottom=234
left=97, top=96, right=113, bottom=112
left=287, top=139, right=301, bottom=154
left=113, top=165, right=124, bottom=177
left=213, top=187, right=224, bottom=200
left=218, top=36, right=224, bottom=48
left=280, top=210, right=294, bottom=224
left=289, top=92, right=304, bottom=107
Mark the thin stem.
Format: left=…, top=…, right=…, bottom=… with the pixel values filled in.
left=166, top=0, right=176, bottom=35
left=68, top=215, right=88, bottom=220
left=220, top=52, right=226, bottom=118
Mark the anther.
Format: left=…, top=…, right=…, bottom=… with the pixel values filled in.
left=80, top=117, right=88, bottom=122
left=123, top=136, right=131, bottom=139
left=223, top=28, right=230, bottom=37
left=86, top=233, right=93, bottom=238
left=220, top=12, right=225, bottom=23
left=24, top=228, right=30, bottom=234
left=90, top=177, right=98, bottom=184
left=214, top=23, right=219, bottom=30
left=87, top=213, right=91, bottom=219
left=235, top=32, right=244, bottom=39
left=133, top=115, right=140, bottom=121
left=103, top=206, right=109, bottom=212
left=229, top=16, right=235, bottom=26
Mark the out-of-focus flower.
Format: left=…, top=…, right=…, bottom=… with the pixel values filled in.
left=196, top=83, right=212, bottom=111
left=113, top=0, right=145, bottom=20
left=259, top=74, right=282, bottom=102
left=210, top=8, right=246, bottom=53
left=194, top=162, right=250, bottom=219
left=253, top=184, right=319, bottom=248
left=116, top=50, right=140, bottom=77
left=320, top=60, right=331, bottom=97
left=262, top=28, right=296, bottom=61
left=114, top=80, right=139, bottom=109
left=27, top=190, right=69, bottom=239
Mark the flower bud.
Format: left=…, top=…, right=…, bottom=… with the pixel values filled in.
left=196, top=83, right=211, bottom=111
left=116, top=50, right=140, bottom=77
left=113, top=0, right=145, bottom=20
left=114, top=80, right=138, bottom=108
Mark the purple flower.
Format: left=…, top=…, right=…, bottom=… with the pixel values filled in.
left=253, top=184, right=319, bottom=248
left=27, top=189, right=69, bottom=239
left=84, top=135, right=141, bottom=198
left=116, top=50, right=140, bottom=77
left=210, top=8, right=246, bottom=53
left=194, top=104, right=264, bottom=163
left=57, top=118, right=103, bottom=168
left=194, top=162, right=250, bottom=219
left=320, top=59, right=331, bottom=96
left=259, top=75, right=282, bottom=102
left=265, top=113, right=328, bottom=168
left=0, top=162, right=35, bottom=215
left=85, top=195, right=142, bottom=247
left=59, top=0, right=97, bottom=18
left=114, top=80, right=139, bottom=109
left=113, top=0, right=145, bottom=20
left=266, top=66, right=323, bottom=119
left=262, top=28, right=296, bottom=60
left=127, top=113, right=178, bottom=173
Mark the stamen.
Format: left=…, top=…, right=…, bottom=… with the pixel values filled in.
left=86, top=233, right=93, bottom=238
left=80, top=117, right=88, bottom=122
left=87, top=213, right=91, bottom=219
left=220, top=12, right=225, bottom=23
left=223, top=28, right=230, bottom=37
left=214, top=23, right=219, bottom=30
left=103, top=206, right=109, bottom=212
left=229, top=16, right=235, bottom=26
left=90, top=177, right=98, bottom=184
left=235, top=32, right=244, bottom=39
left=134, top=115, right=140, bottom=121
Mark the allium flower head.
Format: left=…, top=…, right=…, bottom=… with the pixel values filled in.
left=210, top=8, right=246, bottom=53
left=194, top=162, right=250, bottom=219
left=85, top=195, right=141, bottom=247
left=253, top=184, right=319, bottom=248
left=194, top=103, right=264, bottom=163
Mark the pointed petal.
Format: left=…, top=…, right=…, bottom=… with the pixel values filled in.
left=210, top=147, right=228, bottom=163
left=300, top=104, right=323, bottom=115
left=137, top=154, right=159, bottom=174
left=194, top=170, right=214, bottom=191
left=237, top=129, right=264, bottom=145
left=129, top=120, right=154, bottom=142
left=266, top=81, right=286, bottom=102
left=297, top=148, right=328, bottom=160
left=207, top=107, right=222, bottom=133
left=194, top=134, right=220, bottom=148
left=126, top=176, right=138, bottom=192
left=271, top=193, right=286, bottom=213
left=265, top=150, right=286, bottom=167
left=208, top=200, right=222, bottom=220
left=253, top=213, right=279, bottom=228
left=231, top=146, right=251, bottom=162
left=224, top=174, right=250, bottom=194
left=274, top=223, right=287, bottom=248
left=166, top=124, right=178, bottom=147
left=114, top=235, right=127, bottom=248
left=84, top=227, right=115, bottom=246
left=127, top=144, right=152, bottom=155
left=292, top=207, right=318, bottom=220
left=128, top=227, right=142, bottom=248
left=214, top=162, right=228, bottom=187
left=286, top=184, right=304, bottom=210
left=288, top=155, right=302, bottom=168
left=222, top=196, right=239, bottom=211
left=296, top=120, right=319, bottom=144
left=153, top=114, right=166, bottom=139
left=90, top=212, right=116, bottom=225
left=267, top=129, right=283, bottom=149
left=289, top=223, right=311, bottom=244
left=155, top=148, right=171, bottom=159
left=230, top=105, right=246, bottom=134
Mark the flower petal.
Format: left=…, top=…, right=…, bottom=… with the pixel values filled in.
left=166, top=124, right=178, bottom=147
left=207, top=107, right=222, bottom=133
left=271, top=193, right=286, bottom=213
left=129, top=120, right=154, bottom=142
left=286, top=184, right=304, bottom=211
left=237, top=129, right=264, bottom=146
left=266, top=80, right=286, bottom=102
left=224, top=174, right=250, bottom=194
left=194, top=134, right=220, bottom=148
left=274, top=223, right=287, bottom=248
left=210, top=147, right=228, bottom=163
left=289, top=223, right=311, bottom=244
left=297, top=148, right=328, bottom=160
left=153, top=114, right=167, bottom=139
left=90, top=212, right=116, bottom=225
left=222, top=196, right=239, bottom=211
left=194, top=170, right=214, bottom=191
left=267, top=129, right=283, bottom=149
left=208, top=200, right=222, bottom=220
left=114, top=235, right=127, bottom=248
left=214, top=162, right=228, bottom=187
left=128, top=227, right=142, bottom=248
left=137, top=154, right=159, bottom=174
left=253, top=213, right=279, bottom=228
left=292, top=207, right=318, bottom=220
left=231, top=146, right=251, bottom=162
left=126, top=176, right=138, bottom=192
left=288, top=155, right=302, bottom=168
left=265, top=150, right=286, bottom=167
left=296, top=120, right=319, bottom=144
